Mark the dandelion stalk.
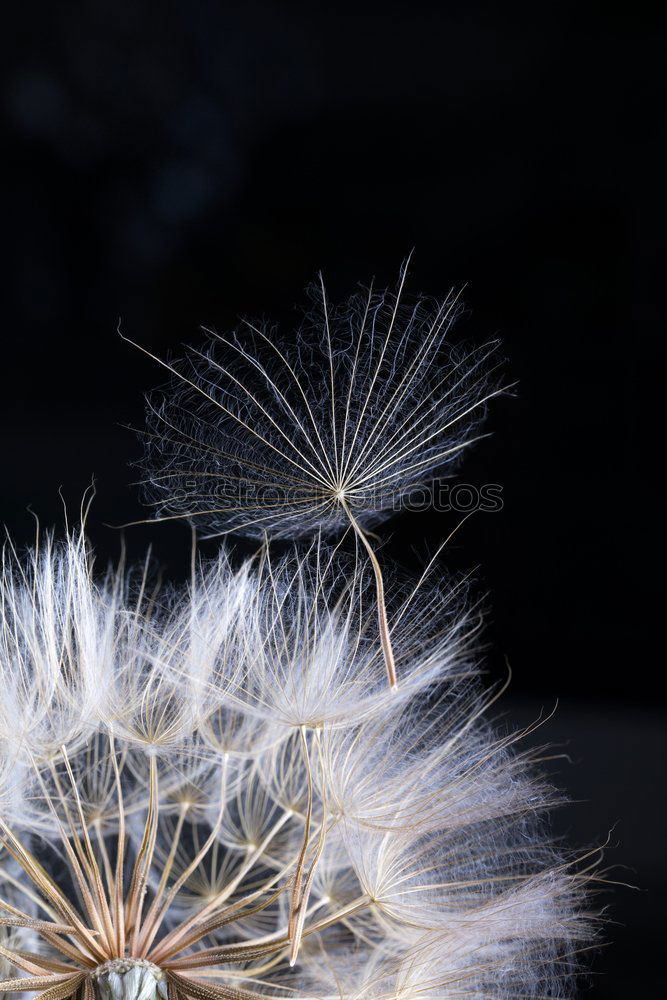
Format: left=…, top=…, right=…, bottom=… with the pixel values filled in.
left=338, top=495, right=397, bottom=689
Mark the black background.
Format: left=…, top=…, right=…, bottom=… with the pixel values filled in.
left=2, top=2, right=664, bottom=995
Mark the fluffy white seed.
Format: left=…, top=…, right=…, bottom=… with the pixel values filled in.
left=137, top=265, right=506, bottom=542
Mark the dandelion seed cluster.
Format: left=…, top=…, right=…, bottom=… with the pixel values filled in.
left=1, top=269, right=594, bottom=999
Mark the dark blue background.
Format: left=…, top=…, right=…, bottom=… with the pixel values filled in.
left=2, top=2, right=664, bottom=994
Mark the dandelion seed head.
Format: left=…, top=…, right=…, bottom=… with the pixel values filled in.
left=0, top=531, right=593, bottom=999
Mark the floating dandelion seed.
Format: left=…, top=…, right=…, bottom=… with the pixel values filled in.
left=128, top=261, right=509, bottom=690
left=0, top=531, right=594, bottom=999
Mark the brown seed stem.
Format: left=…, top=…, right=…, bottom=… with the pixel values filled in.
left=339, top=497, right=397, bottom=690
